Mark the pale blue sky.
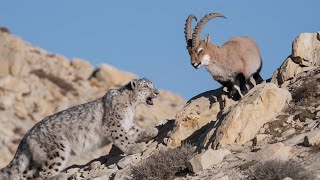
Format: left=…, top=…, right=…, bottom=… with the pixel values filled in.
left=1, top=1, right=319, bottom=99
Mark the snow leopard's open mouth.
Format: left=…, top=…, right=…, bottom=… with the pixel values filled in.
left=146, top=97, right=154, bottom=105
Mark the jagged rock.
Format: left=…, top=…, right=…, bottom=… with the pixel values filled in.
left=254, top=134, right=269, bottom=144
left=0, top=76, right=30, bottom=94
left=142, top=141, right=158, bottom=158
left=167, top=88, right=236, bottom=148
left=204, top=83, right=291, bottom=149
left=302, top=151, right=320, bottom=178
left=70, top=59, right=95, bottom=80
left=0, top=58, right=9, bottom=77
left=187, top=149, right=231, bottom=173
left=283, top=177, right=293, bottom=180
left=93, top=64, right=136, bottom=87
left=246, top=143, right=293, bottom=162
left=281, top=128, right=296, bottom=138
left=270, top=57, right=312, bottom=85
left=292, top=32, right=320, bottom=66
left=136, top=91, right=186, bottom=128
left=67, top=165, right=118, bottom=180
left=271, top=32, right=320, bottom=85
left=217, top=175, right=229, bottom=180
left=117, top=153, right=142, bottom=169
left=284, top=129, right=320, bottom=146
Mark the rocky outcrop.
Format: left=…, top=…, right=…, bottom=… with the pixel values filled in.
left=168, top=83, right=292, bottom=150
left=1, top=29, right=320, bottom=180
left=167, top=88, right=236, bottom=148
left=271, top=32, right=320, bottom=85
left=170, top=32, right=320, bottom=179
left=186, top=148, right=231, bottom=173
left=203, top=83, right=291, bottom=149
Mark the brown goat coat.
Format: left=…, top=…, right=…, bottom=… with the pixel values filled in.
left=189, top=36, right=262, bottom=83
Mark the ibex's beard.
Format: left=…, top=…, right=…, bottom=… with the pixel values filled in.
left=192, top=63, right=201, bottom=69
left=192, top=55, right=211, bottom=69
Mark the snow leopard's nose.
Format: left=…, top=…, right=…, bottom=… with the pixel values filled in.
left=154, top=89, right=159, bottom=96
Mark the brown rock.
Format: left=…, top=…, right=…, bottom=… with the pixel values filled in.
left=271, top=32, right=320, bottom=85
left=71, top=58, right=95, bottom=80
left=284, top=129, right=320, bottom=146
left=167, top=88, right=236, bottom=148
left=0, top=58, right=9, bottom=77
left=292, top=32, right=320, bottom=66
left=187, top=148, right=231, bottom=173
left=270, top=57, right=309, bottom=85
left=136, top=90, right=185, bottom=128
left=94, top=64, right=136, bottom=87
left=207, top=83, right=291, bottom=148
left=246, top=143, right=293, bottom=162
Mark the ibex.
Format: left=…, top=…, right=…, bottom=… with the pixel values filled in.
left=185, top=13, right=263, bottom=100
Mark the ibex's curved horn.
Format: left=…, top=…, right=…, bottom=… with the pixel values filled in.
left=192, top=13, right=226, bottom=47
left=184, top=14, right=197, bottom=48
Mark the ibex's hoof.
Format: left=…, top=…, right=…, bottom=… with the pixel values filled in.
left=229, top=89, right=241, bottom=101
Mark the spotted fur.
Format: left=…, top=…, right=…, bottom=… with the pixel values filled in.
left=0, top=78, right=159, bottom=180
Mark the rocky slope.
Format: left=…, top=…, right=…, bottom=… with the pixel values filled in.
left=58, top=32, right=320, bottom=180
left=0, top=29, right=320, bottom=180
left=0, top=30, right=186, bottom=169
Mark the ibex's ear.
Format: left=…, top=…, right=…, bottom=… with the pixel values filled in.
left=204, top=34, right=211, bottom=44
left=130, top=80, right=136, bottom=90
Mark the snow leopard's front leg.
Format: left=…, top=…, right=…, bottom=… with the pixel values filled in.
left=129, top=124, right=158, bottom=143
left=106, top=121, right=146, bottom=155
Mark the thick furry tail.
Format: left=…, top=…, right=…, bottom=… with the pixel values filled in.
left=0, top=165, right=13, bottom=180
left=0, top=153, right=30, bottom=180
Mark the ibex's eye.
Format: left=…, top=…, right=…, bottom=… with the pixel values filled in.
left=198, top=48, right=204, bottom=54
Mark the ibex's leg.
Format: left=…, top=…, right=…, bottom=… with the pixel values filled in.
left=253, top=72, right=264, bottom=85
left=246, top=77, right=255, bottom=90
left=236, top=73, right=249, bottom=95
left=218, top=80, right=233, bottom=92
left=219, top=80, right=241, bottom=101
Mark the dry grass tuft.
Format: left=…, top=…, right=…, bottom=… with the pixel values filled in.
left=248, top=159, right=315, bottom=180
left=285, top=77, right=319, bottom=114
left=131, top=144, right=196, bottom=180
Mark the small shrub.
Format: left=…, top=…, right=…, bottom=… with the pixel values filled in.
left=248, top=159, right=315, bottom=180
left=0, top=27, right=11, bottom=34
left=285, top=77, right=319, bottom=114
left=131, top=144, right=196, bottom=180
left=291, top=81, right=317, bottom=104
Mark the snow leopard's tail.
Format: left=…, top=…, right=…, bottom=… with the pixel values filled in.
left=0, top=152, right=31, bottom=180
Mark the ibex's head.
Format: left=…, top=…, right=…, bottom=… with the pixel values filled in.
left=184, top=13, right=226, bottom=69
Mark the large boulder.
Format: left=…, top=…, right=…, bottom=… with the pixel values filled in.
left=246, top=143, right=294, bottom=162
left=202, top=83, right=292, bottom=149
left=292, top=32, right=320, bottom=66
left=187, top=148, right=231, bottom=173
left=167, top=88, right=236, bottom=148
left=271, top=32, right=320, bottom=85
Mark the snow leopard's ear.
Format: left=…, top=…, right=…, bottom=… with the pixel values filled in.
left=130, top=79, right=136, bottom=90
